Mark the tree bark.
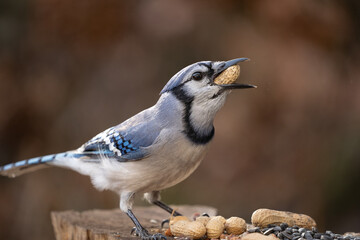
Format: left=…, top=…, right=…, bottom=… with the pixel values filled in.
left=51, top=205, right=217, bottom=240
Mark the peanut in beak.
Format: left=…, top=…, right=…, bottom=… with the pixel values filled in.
left=213, top=65, right=240, bottom=85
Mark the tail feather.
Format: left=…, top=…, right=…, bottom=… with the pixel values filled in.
left=0, top=152, right=69, bottom=178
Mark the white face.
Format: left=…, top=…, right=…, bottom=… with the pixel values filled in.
left=183, top=73, right=228, bottom=107
left=181, top=63, right=230, bottom=132
left=183, top=62, right=228, bottom=102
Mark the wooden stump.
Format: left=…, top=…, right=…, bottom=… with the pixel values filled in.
left=51, top=205, right=217, bottom=240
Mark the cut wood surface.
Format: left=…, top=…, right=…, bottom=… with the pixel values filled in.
left=51, top=205, right=217, bottom=240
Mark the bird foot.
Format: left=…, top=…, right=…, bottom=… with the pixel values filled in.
left=201, top=213, right=210, bottom=217
left=161, top=219, right=170, bottom=228
left=131, top=227, right=167, bottom=240
left=160, top=210, right=182, bottom=228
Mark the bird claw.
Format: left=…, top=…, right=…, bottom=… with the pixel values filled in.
left=160, top=210, right=182, bottom=228
left=161, top=219, right=170, bottom=228
left=201, top=213, right=210, bottom=217
left=131, top=227, right=137, bottom=235
left=130, top=227, right=167, bottom=240
left=149, top=233, right=167, bottom=240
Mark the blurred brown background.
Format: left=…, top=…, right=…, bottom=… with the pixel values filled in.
left=0, top=0, right=359, bottom=239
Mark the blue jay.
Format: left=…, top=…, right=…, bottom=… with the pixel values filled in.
left=0, top=58, right=255, bottom=239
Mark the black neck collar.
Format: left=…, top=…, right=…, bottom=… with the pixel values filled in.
left=171, top=87, right=214, bottom=145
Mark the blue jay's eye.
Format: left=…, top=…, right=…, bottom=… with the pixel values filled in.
left=192, top=72, right=203, bottom=81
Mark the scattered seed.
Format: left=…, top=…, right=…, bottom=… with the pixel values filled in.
left=281, top=223, right=289, bottom=230
left=304, top=231, right=313, bottom=240
left=314, top=233, right=322, bottom=238
left=274, top=226, right=282, bottom=232
left=253, top=224, right=360, bottom=240
left=320, top=234, right=332, bottom=240
left=248, top=227, right=261, bottom=233
left=263, top=228, right=275, bottom=235
left=283, top=232, right=293, bottom=239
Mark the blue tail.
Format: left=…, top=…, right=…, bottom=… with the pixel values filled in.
left=0, top=152, right=69, bottom=178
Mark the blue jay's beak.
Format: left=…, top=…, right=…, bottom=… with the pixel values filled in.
left=214, top=58, right=256, bottom=89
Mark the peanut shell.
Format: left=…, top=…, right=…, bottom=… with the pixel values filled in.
left=170, top=220, right=206, bottom=239
left=195, top=216, right=210, bottom=226
left=214, top=65, right=240, bottom=85
left=206, top=216, right=226, bottom=238
left=225, top=217, right=247, bottom=235
left=251, top=208, right=316, bottom=229
left=169, top=215, right=189, bottom=225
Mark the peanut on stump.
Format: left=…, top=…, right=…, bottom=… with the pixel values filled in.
left=251, top=208, right=317, bottom=229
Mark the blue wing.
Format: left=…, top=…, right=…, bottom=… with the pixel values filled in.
left=79, top=104, right=165, bottom=162
left=80, top=126, right=155, bottom=161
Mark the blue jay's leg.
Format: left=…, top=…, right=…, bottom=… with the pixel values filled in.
left=121, top=192, right=166, bottom=240
left=144, top=191, right=182, bottom=229
left=153, top=201, right=182, bottom=216
left=127, top=209, right=166, bottom=240
left=144, top=191, right=182, bottom=216
left=154, top=201, right=183, bottom=229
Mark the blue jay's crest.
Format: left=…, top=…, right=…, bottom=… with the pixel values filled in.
left=160, top=61, right=212, bottom=94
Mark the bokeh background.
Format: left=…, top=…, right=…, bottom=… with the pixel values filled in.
left=0, top=0, right=359, bottom=239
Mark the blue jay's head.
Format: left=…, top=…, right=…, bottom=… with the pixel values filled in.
left=159, top=58, right=255, bottom=144
left=161, top=58, right=254, bottom=96
left=161, top=58, right=255, bottom=108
